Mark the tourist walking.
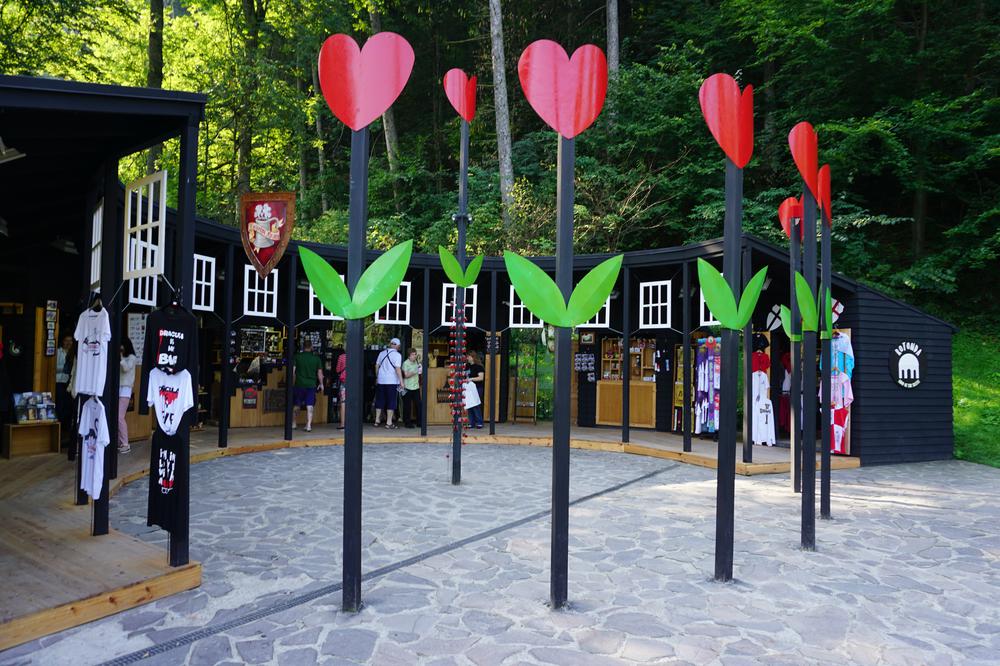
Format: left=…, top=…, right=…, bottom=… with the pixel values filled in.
left=117, top=337, right=137, bottom=454
left=401, top=347, right=422, bottom=428
left=293, top=339, right=324, bottom=432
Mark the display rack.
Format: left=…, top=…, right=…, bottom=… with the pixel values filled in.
left=596, top=336, right=657, bottom=428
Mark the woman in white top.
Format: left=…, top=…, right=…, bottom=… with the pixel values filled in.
left=118, top=337, right=137, bottom=454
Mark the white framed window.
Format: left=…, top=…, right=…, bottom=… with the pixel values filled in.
left=126, top=237, right=158, bottom=306
left=441, top=283, right=478, bottom=328
left=90, top=199, right=103, bottom=291
left=639, top=280, right=672, bottom=330
left=244, top=265, right=279, bottom=318
left=192, top=254, right=216, bottom=312
left=309, top=278, right=344, bottom=321
left=375, top=281, right=411, bottom=325
left=122, top=171, right=167, bottom=281
left=578, top=297, right=611, bottom=329
left=700, top=289, right=721, bottom=326
left=508, top=285, right=543, bottom=329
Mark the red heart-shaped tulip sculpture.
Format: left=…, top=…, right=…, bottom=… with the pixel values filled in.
left=518, top=40, right=607, bottom=139
left=318, top=32, right=414, bottom=131
left=443, top=69, right=477, bottom=122
left=788, top=121, right=818, bottom=199
left=698, top=73, right=754, bottom=168
left=817, top=164, right=832, bottom=225
left=778, top=196, right=804, bottom=240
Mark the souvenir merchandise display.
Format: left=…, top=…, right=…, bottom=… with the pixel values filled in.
left=78, top=396, right=110, bottom=499
left=140, top=303, right=198, bottom=534
left=73, top=305, right=111, bottom=396
left=750, top=351, right=776, bottom=446
left=12, top=391, right=56, bottom=423
left=694, top=337, right=721, bottom=435
left=826, top=330, right=854, bottom=454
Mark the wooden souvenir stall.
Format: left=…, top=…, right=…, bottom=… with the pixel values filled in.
left=596, top=336, right=656, bottom=428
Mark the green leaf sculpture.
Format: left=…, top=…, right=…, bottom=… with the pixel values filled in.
left=779, top=303, right=804, bottom=342
left=299, top=240, right=413, bottom=320
left=821, top=288, right=834, bottom=340
left=793, top=271, right=819, bottom=332
left=437, top=246, right=483, bottom=288
left=503, top=251, right=623, bottom=328
left=696, top=258, right=768, bottom=331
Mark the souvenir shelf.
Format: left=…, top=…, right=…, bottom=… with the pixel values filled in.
left=596, top=337, right=656, bottom=428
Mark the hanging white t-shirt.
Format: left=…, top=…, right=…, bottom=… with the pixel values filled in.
left=79, top=397, right=110, bottom=499
left=74, top=308, right=112, bottom=396
left=751, top=371, right=776, bottom=446
left=147, top=368, right=194, bottom=436
left=375, top=348, right=402, bottom=385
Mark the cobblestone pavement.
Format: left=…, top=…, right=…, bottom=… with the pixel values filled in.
left=2, top=444, right=999, bottom=665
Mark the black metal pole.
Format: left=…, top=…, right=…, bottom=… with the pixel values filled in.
left=451, top=119, right=470, bottom=485
left=790, top=219, right=802, bottom=493
left=219, top=244, right=234, bottom=448
left=94, top=157, right=121, bottom=535
left=621, top=266, right=631, bottom=443
left=714, top=157, right=742, bottom=582
left=551, top=135, right=574, bottom=609
left=682, top=261, right=692, bottom=452
left=741, top=244, right=753, bottom=463
left=284, top=257, right=296, bottom=441
left=343, top=128, right=369, bottom=612
left=489, top=269, right=497, bottom=435
left=801, top=186, right=818, bottom=551
left=820, top=211, right=832, bottom=519
left=421, top=267, right=429, bottom=437
left=169, top=118, right=198, bottom=568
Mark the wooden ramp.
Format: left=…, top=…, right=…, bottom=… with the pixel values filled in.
left=0, top=454, right=200, bottom=651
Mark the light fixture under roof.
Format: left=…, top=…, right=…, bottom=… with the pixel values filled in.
left=0, top=137, right=26, bottom=165
left=50, top=237, right=78, bottom=255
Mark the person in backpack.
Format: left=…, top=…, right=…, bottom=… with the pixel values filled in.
left=373, top=337, right=404, bottom=429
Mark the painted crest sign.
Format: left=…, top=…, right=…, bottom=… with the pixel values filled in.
left=240, top=192, right=295, bottom=278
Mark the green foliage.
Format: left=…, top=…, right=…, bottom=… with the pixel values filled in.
left=4, top=0, right=997, bottom=327
left=299, top=240, right=412, bottom=319
left=953, top=329, right=1000, bottom=468
left=503, top=252, right=623, bottom=328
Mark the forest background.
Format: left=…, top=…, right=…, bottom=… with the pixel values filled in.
left=1, top=0, right=998, bottom=459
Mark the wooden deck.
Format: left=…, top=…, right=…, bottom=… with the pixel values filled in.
left=0, top=420, right=856, bottom=650
left=0, top=452, right=201, bottom=651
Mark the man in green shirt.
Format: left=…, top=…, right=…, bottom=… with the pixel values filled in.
left=401, top=347, right=422, bottom=428
left=293, top=339, right=324, bottom=432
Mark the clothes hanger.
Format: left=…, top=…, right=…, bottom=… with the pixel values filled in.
left=89, top=291, right=103, bottom=312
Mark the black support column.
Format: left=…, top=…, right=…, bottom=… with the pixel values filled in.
left=621, top=266, right=631, bottom=443
left=284, top=256, right=296, bottom=441
left=421, top=267, right=429, bottom=437
left=682, top=261, right=692, bottom=452
left=741, top=245, right=753, bottom=463
left=219, top=244, right=234, bottom=448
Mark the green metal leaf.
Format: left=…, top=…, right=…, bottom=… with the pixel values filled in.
left=299, top=246, right=350, bottom=316
left=502, top=251, right=571, bottom=327
left=779, top=304, right=802, bottom=342
left=438, top=246, right=466, bottom=286
left=566, top=255, right=623, bottom=326
left=696, top=258, right=738, bottom=329
left=824, top=287, right=834, bottom=339
left=794, top=272, right=818, bottom=332
left=346, top=240, right=413, bottom=319
left=463, top=254, right=484, bottom=287
left=735, top=267, right=768, bottom=330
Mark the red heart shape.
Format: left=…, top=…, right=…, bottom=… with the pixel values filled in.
left=443, top=69, right=477, bottom=122
left=518, top=40, right=607, bottom=139
left=698, top=73, right=754, bottom=168
left=318, top=32, right=414, bottom=131
left=817, top=164, right=832, bottom=225
left=778, top=196, right=804, bottom=240
left=788, top=122, right=818, bottom=199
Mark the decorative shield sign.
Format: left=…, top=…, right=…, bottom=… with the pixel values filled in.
left=240, top=192, right=295, bottom=278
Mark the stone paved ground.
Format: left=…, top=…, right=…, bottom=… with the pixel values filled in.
left=2, top=444, right=999, bottom=665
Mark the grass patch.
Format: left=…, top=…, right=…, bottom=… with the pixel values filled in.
left=953, top=328, right=1000, bottom=467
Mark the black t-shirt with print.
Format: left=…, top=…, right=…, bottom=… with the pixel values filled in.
left=146, top=419, right=189, bottom=534
left=139, top=306, right=199, bottom=415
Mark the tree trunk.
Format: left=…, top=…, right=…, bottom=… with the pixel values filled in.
left=606, top=0, right=619, bottom=78
left=912, top=182, right=927, bottom=258
left=370, top=9, right=402, bottom=211
left=488, top=0, right=514, bottom=232
left=310, top=60, right=329, bottom=213
left=236, top=0, right=265, bottom=199
left=762, top=59, right=776, bottom=170
left=296, top=76, right=308, bottom=202
left=145, top=0, right=164, bottom=173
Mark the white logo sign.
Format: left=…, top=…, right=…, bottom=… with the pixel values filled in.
left=892, top=341, right=923, bottom=389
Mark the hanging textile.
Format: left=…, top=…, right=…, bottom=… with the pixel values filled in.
left=750, top=351, right=775, bottom=446
left=694, top=337, right=721, bottom=434
left=79, top=396, right=110, bottom=499
left=823, top=330, right=855, bottom=454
